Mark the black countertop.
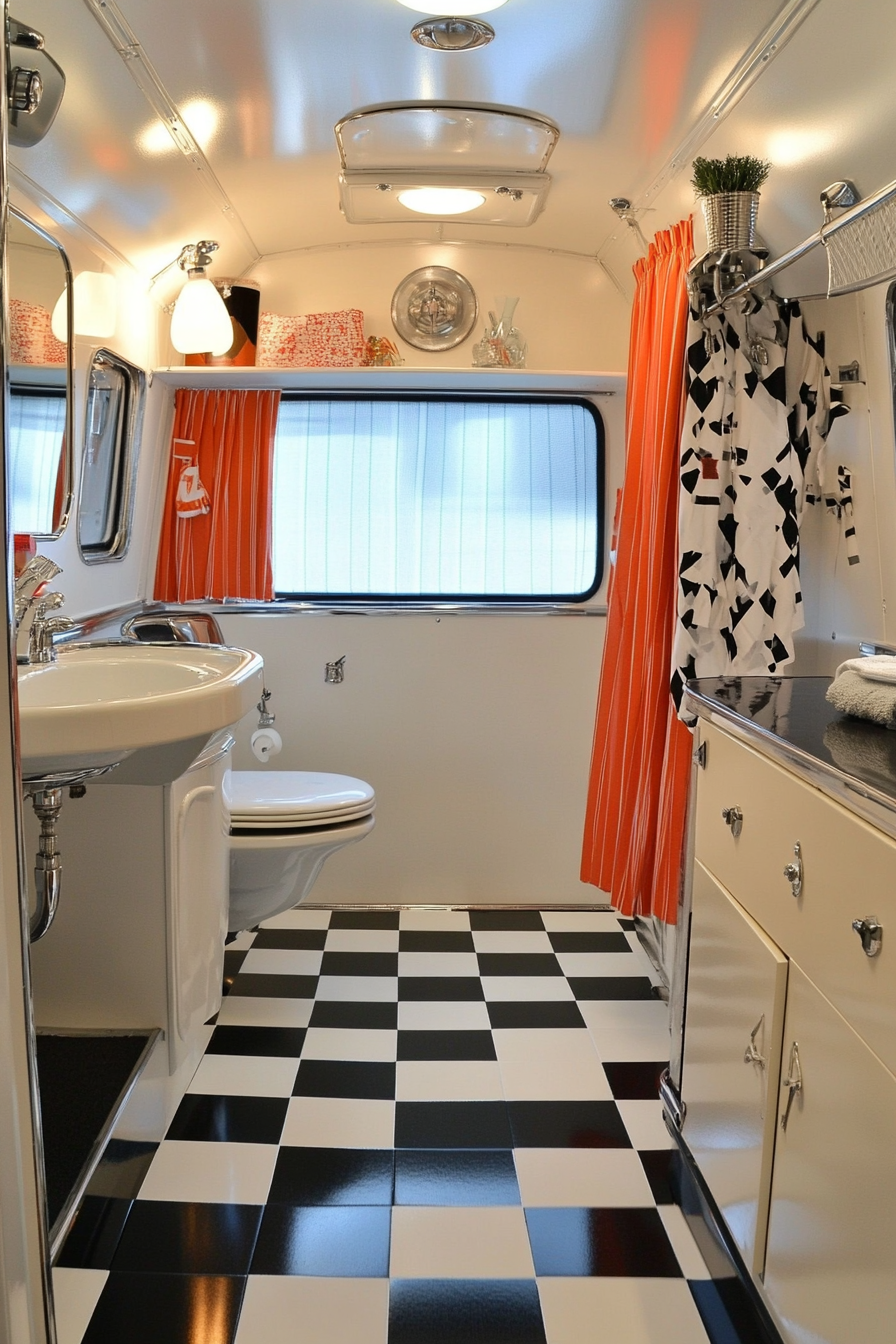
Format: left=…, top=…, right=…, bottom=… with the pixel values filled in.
left=686, top=675, right=896, bottom=816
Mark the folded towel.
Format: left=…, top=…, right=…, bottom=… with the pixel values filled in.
left=834, top=654, right=896, bottom=685
left=826, top=668, right=896, bottom=729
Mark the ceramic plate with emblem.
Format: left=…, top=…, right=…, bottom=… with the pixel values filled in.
left=391, top=266, right=478, bottom=352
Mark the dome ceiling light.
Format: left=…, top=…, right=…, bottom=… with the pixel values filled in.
left=410, top=18, right=495, bottom=51
left=397, top=187, right=486, bottom=215
left=395, top=0, right=508, bottom=11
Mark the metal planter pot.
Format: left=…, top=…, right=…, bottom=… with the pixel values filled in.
left=701, top=191, right=760, bottom=252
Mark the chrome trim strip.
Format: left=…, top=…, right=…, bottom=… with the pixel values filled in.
left=212, top=602, right=609, bottom=617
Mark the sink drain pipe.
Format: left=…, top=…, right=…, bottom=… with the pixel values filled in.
left=28, top=786, right=64, bottom=942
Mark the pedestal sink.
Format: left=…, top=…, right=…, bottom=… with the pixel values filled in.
left=18, top=643, right=264, bottom=781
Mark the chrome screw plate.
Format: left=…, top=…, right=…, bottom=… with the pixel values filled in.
left=783, top=841, right=803, bottom=898
left=852, top=917, right=883, bottom=958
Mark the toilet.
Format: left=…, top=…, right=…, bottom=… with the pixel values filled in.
left=225, top=769, right=376, bottom=931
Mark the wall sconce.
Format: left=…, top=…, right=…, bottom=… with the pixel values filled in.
left=169, top=241, right=232, bottom=356
left=51, top=271, right=117, bottom=341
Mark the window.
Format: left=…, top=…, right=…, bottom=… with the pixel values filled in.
left=8, top=385, right=66, bottom=535
left=273, top=397, right=603, bottom=600
left=78, top=348, right=146, bottom=562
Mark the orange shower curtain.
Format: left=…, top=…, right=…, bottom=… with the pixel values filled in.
left=581, top=219, right=693, bottom=923
left=154, top=388, right=281, bottom=602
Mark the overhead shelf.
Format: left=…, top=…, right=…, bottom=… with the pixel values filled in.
left=151, top=368, right=624, bottom=394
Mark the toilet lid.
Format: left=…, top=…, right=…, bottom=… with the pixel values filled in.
left=227, top=770, right=375, bottom=828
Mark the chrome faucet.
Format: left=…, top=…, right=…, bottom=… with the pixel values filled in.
left=14, top=555, right=73, bottom=663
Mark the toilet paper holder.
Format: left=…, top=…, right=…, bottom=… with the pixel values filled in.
left=256, top=688, right=275, bottom=727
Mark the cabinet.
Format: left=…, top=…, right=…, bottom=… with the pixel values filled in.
left=680, top=716, right=896, bottom=1344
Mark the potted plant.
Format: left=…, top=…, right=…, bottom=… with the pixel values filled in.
left=691, top=154, right=771, bottom=252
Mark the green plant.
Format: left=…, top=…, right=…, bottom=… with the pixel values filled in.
left=691, top=154, right=771, bottom=196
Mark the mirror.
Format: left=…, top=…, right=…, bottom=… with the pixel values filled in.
left=7, top=206, right=73, bottom=538
left=78, top=349, right=145, bottom=563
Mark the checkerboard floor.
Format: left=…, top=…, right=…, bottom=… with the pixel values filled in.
left=53, top=908, right=732, bottom=1344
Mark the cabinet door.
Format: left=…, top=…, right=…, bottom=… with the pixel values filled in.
left=682, top=861, right=788, bottom=1276
left=764, top=962, right=896, bottom=1344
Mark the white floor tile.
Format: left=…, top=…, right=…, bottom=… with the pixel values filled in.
left=239, top=948, right=323, bottom=977
left=396, top=1060, right=504, bottom=1101
left=482, top=976, right=573, bottom=1002
left=616, top=1100, right=676, bottom=1150
left=397, top=952, right=480, bottom=977
left=588, top=1026, right=671, bottom=1063
left=514, top=1148, right=654, bottom=1207
left=216, top=997, right=314, bottom=1028
left=555, top=952, right=642, bottom=978
left=538, top=1278, right=711, bottom=1344
left=397, top=1000, right=492, bottom=1031
left=52, top=1269, right=108, bottom=1344
left=137, top=1140, right=277, bottom=1203
left=281, top=1096, right=395, bottom=1148
left=399, top=910, right=472, bottom=930
left=492, top=1029, right=599, bottom=1065
left=302, top=1027, right=398, bottom=1061
left=471, top=931, right=553, bottom=953
left=499, top=1056, right=612, bottom=1102
left=325, top=929, right=400, bottom=953
left=578, top=1000, right=670, bottom=1034
left=226, top=930, right=257, bottom=951
left=390, top=1206, right=534, bottom=1278
left=260, top=909, right=332, bottom=929
left=540, top=911, right=623, bottom=932
left=316, top=976, right=398, bottom=1002
left=236, top=1277, right=389, bottom=1344
left=658, top=1205, right=713, bottom=1279
left=187, top=1053, right=299, bottom=1097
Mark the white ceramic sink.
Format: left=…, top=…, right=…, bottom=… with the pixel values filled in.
left=18, top=643, right=264, bottom=779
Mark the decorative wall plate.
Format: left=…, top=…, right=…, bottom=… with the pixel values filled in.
left=391, top=266, right=478, bottom=352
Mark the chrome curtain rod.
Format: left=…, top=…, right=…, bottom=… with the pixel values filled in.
left=702, top=174, right=896, bottom=318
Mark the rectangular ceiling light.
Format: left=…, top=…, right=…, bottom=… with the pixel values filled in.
left=338, top=171, right=552, bottom=226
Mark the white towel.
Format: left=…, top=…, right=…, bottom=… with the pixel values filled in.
left=834, top=655, right=896, bottom=685
left=826, top=668, right=896, bottom=729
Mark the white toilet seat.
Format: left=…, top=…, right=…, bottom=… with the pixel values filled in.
left=226, top=770, right=375, bottom=830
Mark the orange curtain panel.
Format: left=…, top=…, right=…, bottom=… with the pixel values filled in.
left=580, top=219, right=694, bottom=924
left=154, top=389, right=281, bottom=602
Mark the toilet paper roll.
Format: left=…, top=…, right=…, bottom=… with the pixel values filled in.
left=250, top=728, right=282, bottom=763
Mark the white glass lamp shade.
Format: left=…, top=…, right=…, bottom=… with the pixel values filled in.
left=395, top=0, right=508, bottom=11
left=398, top=187, right=486, bottom=215
left=51, top=272, right=117, bottom=341
left=170, top=273, right=233, bottom=355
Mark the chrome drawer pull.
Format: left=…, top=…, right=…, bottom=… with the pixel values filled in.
left=721, top=805, right=743, bottom=838
left=744, top=1014, right=766, bottom=1069
left=783, top=841, right=803, bottom=898
left=781, top=1041, right=802, bottom=1131
left=852, top=917, right=883, bottom=958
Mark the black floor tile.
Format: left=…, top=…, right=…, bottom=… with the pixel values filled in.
left=166, top=1094, right=289, bottom=1144
left=222, top=950, right=248, bottom=995
left=397, top=1030, right=496, bottom=1061
left=526, top=1207, right=682, bottom=1277
left=269, top=1147, right=394, bottom=1205
left=689, top=1278, right=783, bottom=1344
left=477, top=953, right=562, bottom=977
left=568, top=976, right=655, bottom=1000
left=468, top=911, right=545, bottom=931
left=603, top=1060, right=668, bottom=1100
left=81, top=1272, right=244, bottom=1344
left=395, top=1102, right=513, bottom=1149
left=250, top=1204, right=391, bottom=1276
left=321, top=951, right=399, bottom=977
left=486, top=1001, right=584, bottom=1029
left=399, top=930, right=476, bottom=952
left=309, top=999, right=398, bottom=1029
left=399, top=976, right=484, bottom=1001
left=508, top=1100, right=631, bottom=1148
left=394, top=1149, right=520, bottom=1206
left=229, top=974, right=318, bottom=999
left=329, top=910, right=400, bottom=929
left=85, top=1139, right=158, bottom=1200
left=111, top=1202, right=263, bottom=1276
left=252, top=928, right=328, bottom=950
left=389, top=1279, right=546, bottom=1344
left=638, top=1148, right=683, bottom=1205
left=293, top=1059, right=396, bottom=1099
left=547, top=932, right=632, bottom=953
left=617, top=918, right=637, bottom=930
left=205, top=1026, right=306, bottom=1057
left=56, top=1196, right=133, bottom=1269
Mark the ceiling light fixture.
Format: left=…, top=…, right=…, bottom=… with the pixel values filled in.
left=411, top=18, right=495, bottom=51
left=397, top=187, right=486, bottom=215
left=169, top=241, right=233, bottom=356
left=396, top=0, right=508, bottom=11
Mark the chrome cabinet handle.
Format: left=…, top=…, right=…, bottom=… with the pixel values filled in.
left=781, top=1041, right=802, bottom=1131
left=852, top=917, right=883, bottom=958
left=743, top=1014, right=766, bottom=1069
left=721, top=806, right=743, bottom=838
left=783, top=841, right=803, bottom=898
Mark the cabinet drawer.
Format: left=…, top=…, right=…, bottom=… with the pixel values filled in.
left=695, top=722, right=896, bottom=1076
